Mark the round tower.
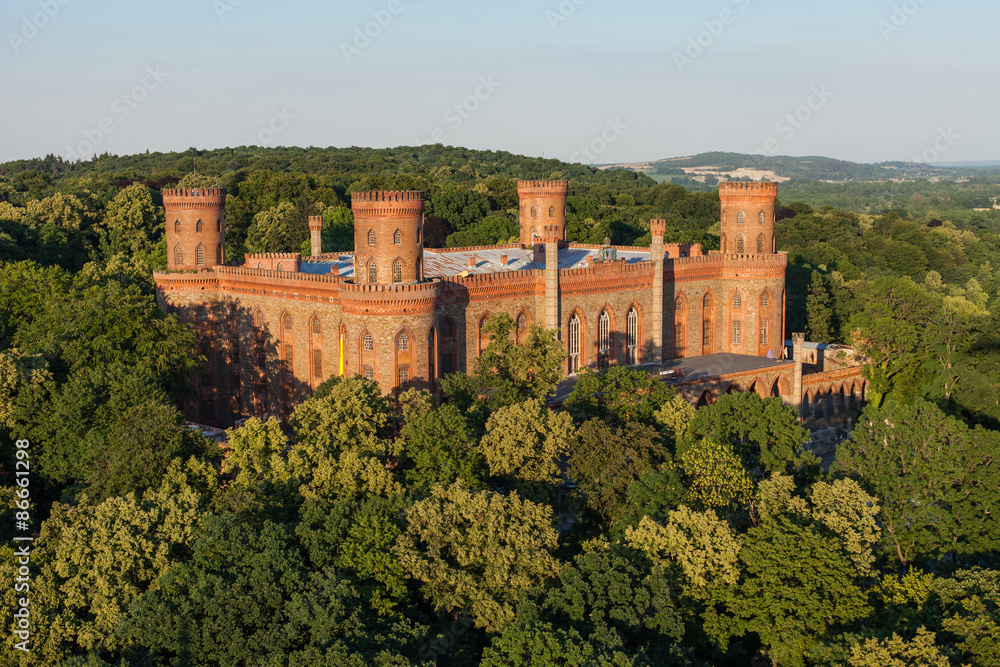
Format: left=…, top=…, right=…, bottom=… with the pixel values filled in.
left=163, top=187, right=227, bottom=271
left=518, top=180, right=569, bottom=247
left=352, top=191, right=425, bottom=285
left=718, top=181, right=778, bottom=255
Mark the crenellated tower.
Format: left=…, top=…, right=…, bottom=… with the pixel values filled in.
left=164, top=188, right=227, bottom=271
left=351, top=191, right=425, bottom=284
left=518, top=180, right=569, bottom=247
left=718, top=181, right=778, bottom=255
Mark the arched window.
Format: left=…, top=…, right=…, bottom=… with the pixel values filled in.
left=284, top=314, right=292, bottom=331
left=737, top=211, right=745, bottom=224
left=394, top=229, right=402, bottom=246
left=417, top=226, right=422, bottom=245
left=313, top=318, right=321, bottom=335
left=197, top=306, right=208, bottom=323
left=174, top=220, right=180, bottom=233
left=368, top=260, right=378, bottom=284
left=257, top=262, right=264, bottom=269
left=174, top=245, right=183, bottom=266
left=760, top=320, right=769, bottom=347
left=732, top=320, right=742, bottom=346
left=756, top=234, right=765, bottom=254
left=363, top=332, right=374, bottom=351
left=736, top=236, right=745, bottom=254
left=549, top=206, right=555, bottom=218
left=761, top=292, right=770, bottom=308
left=568, top=313, right=582, bottom=372
left=398, top=332, right=409, bottom=351
left=416, top=257, right=421, bottom=281
left=531, top=226, right=538, bottom=241
left=368, top=229, right=376, bottom=246
left=216, top=244, right=222, bottom=264
left=196, top=245, right=205, bottom=266
left=393, top=260, right=403, bottom=283
left=759, top=211, right=765, bottom=225
left=517, top=312, right=527, bottom=332
left=597, top=310, right=610, bottom=370
left=531, top=206, right=538, bottom=218
left=196, top=219, right=204, bottom=233
left=702, top=293, right=714, bottom=355
left=276, top=263, right=285, bottom=272
left=442, top=320, right=453, bottom=338
left=217, top=218, right=222, bottom=232
left=732, top=292, right=742, bottom=309
left=626, top=308, right=638, bottom=365
left=364, top=365, right=374, bottom=381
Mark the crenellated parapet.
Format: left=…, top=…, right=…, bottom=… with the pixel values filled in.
left=350, top=190, right=425, bottom=217
left=162, top=187, right=228, bottom=208
left=718, top=181, right=778, bottom=203
left=244, top=253, right=301, bottom=273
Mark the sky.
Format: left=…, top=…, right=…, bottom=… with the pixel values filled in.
left=1, top=0, right=997, bottom=166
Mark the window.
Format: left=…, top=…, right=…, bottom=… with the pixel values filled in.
left=364, top=365, right=374, bottom=381
left=174, top=220, right=180, bottom=233
left=517, top=312, right=527, bottom=334
left=368, top=260, right=378, bottom=284
left=627, top=308, right=638, bottom=365
left=442, top=319, right=453, bottom=338
left=703, top=320, right=712, bottom=348
left=398, top=332, right=409, bottom=351
left=442, top=353, right=453, bottom=374
left=276, top=263, right=285, bottom=272
left=217, top=218, right=222, bottom=232
left=257, top=262, right=264, bottom=269
left=760, top=321, right=769, bottom=346
left=417, top=226, right=422, bottom=244
left=398, top=366, right=410, bottom=387
left=313, top=350, right=323, bottom=378
left=368, top=229, right=376, bottom=246
left=675, top=296, right=683, bottom=311
left=196, top=245, right=205, bottom=266
left=313, top=318, right=321, bottom=335
left=568, top=314, right=581, bottom=372
left=200, top=399, right=214, bottom=422
left=363, top=332, right=374, bottom=351
left=531, top=206, right=538, bottom=218
left=759, top=211, right=765, bottom=225
left=394, top=229, right=402, bottom=245
left=254, top=311, right=264, bottom=327
left=737, top=211, right=745, bottom=224
left=732, top=320, right=742, bottom=346
left=549, top=206, right=555, bottom=218
left=416, top=257, right=421, bottom=280
left=393, top=260, right=403, bottom=283
left=175, top=246, right=183, bottom=266
left=284, top=315, right=292, bottom=331
left=196, top=219, right=204, bottom=233
left=757, top=235, right=765, bottom=254
left=531, top=226, right=537, bottom=241
left=675, top=323, right=683, bottom=347
left=598, top=310, right=610, bottom=370
left=736, top=236, right=745, bottom=254
left=761, top=293, right=770, bottom=308
left=216, top=244, right=222, bottom=264
left=732, top=292, right=742, bottom=309
left=197, top=307, right=208, bottom=323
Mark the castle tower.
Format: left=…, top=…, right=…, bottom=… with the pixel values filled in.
left=542, top=224, right=561, bottom=335
left=518, top=180, right=569, bottom=247
left=718, top=181, right=778, bottom=256
left=163, top=187, right=227, bottom=271
left=650, top=219, right=666, bottom=364
left=352, top=191, right=425, bottom=285
left=308, top=215, right=323, bottom=257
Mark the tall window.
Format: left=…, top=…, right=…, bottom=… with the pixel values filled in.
left=760, top=320, right=769, bottom=346
left=442, top=319, right=453, bottom=339
left=175, top=246, right=183, bottom=266
left=531, top=206, right=538, bottom=218
left=703, top=321, right=712, bottom=348
left=568, top=314, right=581, bottom=372
left=398, top=332, right=409, bottom=351
left=364, top=365, right=374, bottom=381
left=363, top=332, right=374, bottom=351
left=597, top=310, right=610, bottom=370
left=762, top=292, right=770, bottom=308
left=549, top=206, right=555, bottom=218
left=732, top=292, right=742, bottom=309
left=284, top=315, right=292, bottom=331
left=442, top=353, right=453, bottom=374
left=174, top=220, right=180, bottom=233
left=313, top=349, right=322, bottom=380
left=759, top=211, right=765, bottom=225
left=368, top=260, right=378, bottom=284
left=736, top=236, right=745, bottom=254
left=737, top=211, right=745, bottom=224
left=196, top=219, right=204, bottom=233
left=368, top=229, right=376, bottom=246
left=626, top=308, right=638, bottom=365
left=216, top=244, right=222, bottom=264
left=732, top=320, right=742, bottom=346
left=702, top=293, right=714, bottom=355
left=757, top=234, right=765, bottom=254
left=675, top=323, right=683, bottom=348
left=398, top=366, right=410, bottom=388
left=394, top=229, right=402, bottom=245
left=196, top=245, right=205, bottom=266
left=393, top=260, right=403, bottom=283
left=217, top=218, right=222, bottom=232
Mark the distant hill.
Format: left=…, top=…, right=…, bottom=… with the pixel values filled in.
left=599, top=151, right=1000, bottom=185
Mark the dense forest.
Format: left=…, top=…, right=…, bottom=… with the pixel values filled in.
left=2, top=145, right=999, bottom=666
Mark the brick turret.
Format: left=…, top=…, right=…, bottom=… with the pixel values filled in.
left=519, top=180, right=568, bottom=247
left=164, top=188, right=227, bottom=271
left=308, top=215, right=323, bottom=257
left=719, top=181, right=778, bottom=256
left=352, top=191, right=425, bottom=285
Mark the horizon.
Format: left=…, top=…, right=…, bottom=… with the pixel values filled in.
left=2, top=0, right=997, bottom=166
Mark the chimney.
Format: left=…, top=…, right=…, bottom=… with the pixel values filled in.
left=468, top=256, right=477, bottom=268
left=499, top=254, right=508, bottom=266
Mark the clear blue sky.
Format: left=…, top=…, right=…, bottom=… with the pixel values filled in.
left=2, top=0, right=996, bottom=165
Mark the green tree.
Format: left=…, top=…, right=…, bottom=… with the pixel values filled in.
left=848, top=628, right=952, bottom=667
left=806, top=270, right=834, bottom=342
left=565, top=365, right=678, bottom=429
left=402, top=403, right=486, bottom=496
left=96, top=183, right=163, bottom=258
left=245, top=200, right=306, bottom=253
left=426, top=189, right=491, bottom=233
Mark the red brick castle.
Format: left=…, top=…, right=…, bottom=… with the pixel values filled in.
left=154, top=181, right=793, bottom=427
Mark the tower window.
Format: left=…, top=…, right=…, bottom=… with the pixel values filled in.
left=442, top=353, right=453, bottom=374
left=757, top=234, right=765, bottom=254
left=196, top=219, right=204, bottom=233
left=284, top=315, right=292, bottom=331
left=398, top=332, right=409, bottom=351
left=174, top=220, right=180, bottom=233
left=417, top=226, right=422, bottom=244
left=675, top=296, right=683, bottom=310
left=760, top=321, right=769, bottom=346
left=216, top=244, right=222, bottom=264
left=368, top=229, right=376, bottom=246
left=313, top=349, right=322, bottom=378
left=196, top=245, right=205, bottom=266
left=703, top=321, right=711, bottom=348
left=363, top=332, right=374, bottom=351
left=217, top=218, right=222, bottom=232
left=737, top=211, right=745, bottom=225
left=368, top=260, right=378, bottom=284
left=393, top=260, right=403, bottom=283
left=313, top=318, right=321, bottom=335
left=531, top=206, right=538, bottom=218
left=732, top=292, right=742, bottom=309
left=175, top=245, right=183, bottom=266
left=759, top=211, right=765, bottom=225
left=398, top=366, right=410, bottom=388
left=549, top=206, right=555, bottom=218
left=732, top=320, right=742, bottom=346
left=761, top=292, right=770, bottom=308
left=442, top=320, right=453, bottom=338
left=736, top=236, right=745, bottom=254
left=394, top=229, right=402, bottom=245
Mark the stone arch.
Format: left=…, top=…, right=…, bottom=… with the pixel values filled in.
left=749, top=380, right=768, bottom=397
left=848, top=381, right=859, bottom=411
left=673, top=293, right=687, bottom=360
left=801, top=391, right=811, bottom=419
left=697, top=389, right=716, bottom=407
left=394, top=327, right=415, bottom=392
left=771, top=375, right=790, bottom=398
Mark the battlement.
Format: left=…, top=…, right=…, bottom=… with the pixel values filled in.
left=541, top=225, right=562, bottom=243
left=351, top=191, right=425, bottom=203
left=244, top=253, right=301, bottom=272
left=308, top=215, right=323, bottom=231
left=518, top=180, right=569, bottom=194
left=650, top=219, right=667, bottom=237
left=718, top=181, right=778, bottom=202
left=162, top=188, right=228, bottom=206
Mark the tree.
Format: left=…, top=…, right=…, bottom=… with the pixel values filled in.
left=176, top=173, right=222, bottom=189
left=394, top=481, right=561, bottom=632
left=402, top=403, right=486, bottom=496
left=320, top=206, right=355, bottom=253
left=445, top=214, right=517, bottom=247
left=569, top=419, right=668, bottom=524
left=96, top=182, right=163, bottom=258
left=222, top=416, right=291, bottom=488
left=565, top=366, right=678, bottom=429
left=835, top=399, right=1000, bottom=566
left=676, top=438, right=754, bottom=514
left=848, top=628, right=952, bottom=667
left=245, top=201, right=306, bottom=253
left=426, top=189, right=491, bottom=233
